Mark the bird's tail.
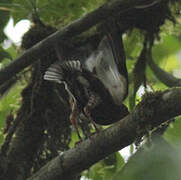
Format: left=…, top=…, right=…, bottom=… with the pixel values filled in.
left=44, top=60, right=82, bottom=83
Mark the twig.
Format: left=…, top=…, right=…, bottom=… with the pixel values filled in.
left=147, top=51, right=181, bottom=87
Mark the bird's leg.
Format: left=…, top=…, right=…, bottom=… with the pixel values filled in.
left=84, top=106, right=99, bottom=134
left=69, top=97, right=82, bottom=142
left=83, top=93, right=101, bottom=134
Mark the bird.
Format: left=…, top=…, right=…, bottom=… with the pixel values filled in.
left=44, top=29, right=128, bottom=141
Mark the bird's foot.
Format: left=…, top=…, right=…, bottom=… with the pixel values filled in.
left=84, top=106, right=100, bottom=134
left=87, top=129, right=100, bottom=140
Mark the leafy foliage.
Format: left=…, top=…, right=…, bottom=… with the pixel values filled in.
left=0, top=46, right=12, bottom=62
left=8, top=0, right=105, bottom=25
left=112, top=136, right=181, bottom=180
left=164, top=116, right=181, bottom=147
left=0, top=81, right=25, bottom=144
left=83, top=152, right=124, bottom=180
left=0, top=0, right=180, bottom=180
left=0, top=0, right=12, bottom=42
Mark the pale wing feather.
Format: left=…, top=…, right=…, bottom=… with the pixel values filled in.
left=94, top=36, right=127, bottom=105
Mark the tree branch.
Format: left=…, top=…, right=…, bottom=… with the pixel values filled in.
left=27, top=87, right=181, bottom=180
left=0, top=0, right=162, bottom=86
left=147, top=51, right=181, bottom=87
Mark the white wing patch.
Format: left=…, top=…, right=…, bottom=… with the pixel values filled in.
left=44, top=60, right=82, bottom=84
left=94, top=38, right=127, bottom=105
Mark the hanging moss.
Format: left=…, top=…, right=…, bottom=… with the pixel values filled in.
left=118, top=0, right=175, bottom=35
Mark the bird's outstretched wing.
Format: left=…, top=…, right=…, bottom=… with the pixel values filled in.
left=85, top=31, right=128, bottom=105
left=44, top=60, right=82, bottom=83
left=44, top=60, right=83, bottom=105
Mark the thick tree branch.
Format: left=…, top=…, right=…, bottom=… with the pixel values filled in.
left=0, top=0, right=162, bottom=86
left=28, top=87, right=181, bottom=180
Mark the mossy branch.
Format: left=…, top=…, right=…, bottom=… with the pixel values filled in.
left=0, top=0, right=162, bottom=86
left=28, top=87, right=181, bottom=180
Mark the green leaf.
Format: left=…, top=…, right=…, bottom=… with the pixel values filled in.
left=164, top=116, right=181, bottom=147
left=152, top=34, right=181, bottom=62
left=0, top=46, right=12, bottom=62
left=83, top=152, right=124, bottom=180
left=11, top=0, right=105, bottom=25
left=0, top=1, right=12, bottom=42
left=129, top=144, right=134, bottom=154
left=10, top=0, right=31, bottom=24
left=124, top=29, right=143, bottom=60
left=68, top=131, right=80, bottom=148
left=0, top=81, right=25, bottom=145
left=112, top=136, right=181, bottom=180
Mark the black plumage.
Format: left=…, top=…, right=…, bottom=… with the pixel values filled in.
left=44, top=29, right=129, bottom=140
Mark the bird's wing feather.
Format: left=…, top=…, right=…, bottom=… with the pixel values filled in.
left=44, top=60, right=82, bottom=84
left=85, top=32, right=128, bottom=105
